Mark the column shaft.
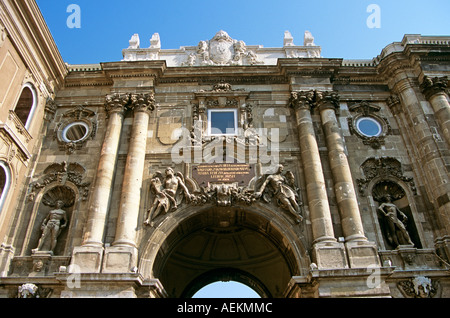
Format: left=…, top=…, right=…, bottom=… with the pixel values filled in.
left=113, top=98, right=153, bottom=247
left=82, top=98, right=126, bottom=247
left=421, top=76, right=450, bottom=146
left=319, top=106, right=366, bottom=242
left=429, top=92, right=450, bottom=146
left=397, top=80, right=450, bottom=245
left=291, top=93, right=335, bottom=244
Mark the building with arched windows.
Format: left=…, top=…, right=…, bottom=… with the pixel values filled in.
left=0, top=0, right=450, bottom=298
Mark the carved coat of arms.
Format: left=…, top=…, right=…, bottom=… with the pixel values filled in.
left=183, top=30, right=263, bottom=66
left=209, top=30, right=234, bottom=65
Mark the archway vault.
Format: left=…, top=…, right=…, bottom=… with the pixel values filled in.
left=138, top=204, right=311, bottom=298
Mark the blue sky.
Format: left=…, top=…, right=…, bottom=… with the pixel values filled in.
left=192, top=281, right=260, bottom=298
left=37, top=0, right=450, bottom=64
left=34, top=0, right=449, bottom=298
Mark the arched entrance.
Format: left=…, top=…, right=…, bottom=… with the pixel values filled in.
left=140, top=204, right=310, bottom=298
left=189, top=269, right=263, bottom=298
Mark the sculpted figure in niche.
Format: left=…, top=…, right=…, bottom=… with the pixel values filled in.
left=378, top=194, right=414, bottom=247
left=253, top=164, right=303, bottom=223
left=144, top=168, right=193, bottom=226
left=32, top=200, right=68, bottom=253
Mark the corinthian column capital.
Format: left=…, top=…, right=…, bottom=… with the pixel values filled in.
left=130, top=92, right=156, bottom=114
left=288, top=90, right=315, bottom=111
left=104, top=93, right=130, bottom=116
left=420, top=76, right=448, bottom=99
left=315, top=90, right=340, bottom=112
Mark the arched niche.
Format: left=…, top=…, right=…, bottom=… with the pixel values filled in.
left=26, top=184, right=77, bottom=256
left=371, top=179, right=422, bottom=250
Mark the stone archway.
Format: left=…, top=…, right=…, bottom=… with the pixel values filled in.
left=140, top=204, right=310, bottom=298
left=181, top=268, right=270, bottom=298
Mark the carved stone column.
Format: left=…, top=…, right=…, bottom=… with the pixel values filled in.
left=103, top=92, right=155, bottom=273
left=289, top=92, right=348, bottom=269
left=316, top=91, right=380, bottom=268
left=420, top=76, right=450, bottom=146
left=71, top=93, right=128, bottom=273
left=394, top=77, right=450, bottom=261
left=316, top=91, right=366, bottom=242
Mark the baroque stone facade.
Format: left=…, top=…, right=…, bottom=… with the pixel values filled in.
left=0, top=0, right=450, bottom=298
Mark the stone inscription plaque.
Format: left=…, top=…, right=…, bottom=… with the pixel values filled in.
left=192, top=163, right=255, bottom=185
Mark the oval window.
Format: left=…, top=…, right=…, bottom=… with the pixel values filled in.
left=62, top=122, right=90, bottom=142
left=356, top=117, right=382, bottom=137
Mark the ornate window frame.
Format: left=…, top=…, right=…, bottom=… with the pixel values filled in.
left=59, top=120, right=91, bottom=143
left=55, top=105, right=97, bottom=154
left=347, top=101, right=391, bottom=149
left=192, top=83, right=251, bottom=145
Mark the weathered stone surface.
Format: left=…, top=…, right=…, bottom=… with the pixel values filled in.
left=0, top=4, right=450, bottom=297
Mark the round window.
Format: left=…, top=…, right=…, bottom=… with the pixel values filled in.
left=62, top=122, right=90, bottom=142
left=356, top=117, right=382, bottom=137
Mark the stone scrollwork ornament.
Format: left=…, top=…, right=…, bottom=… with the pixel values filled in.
left=356, top=157, right=416, bottom=197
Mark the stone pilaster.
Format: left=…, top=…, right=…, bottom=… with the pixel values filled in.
left=71, top=93, right=129, bottom=273
left=103, top=92, right=155, bottom=273
left=289, top=91, right=347, bottom=269
left=420, top=76, right=450, bottom=146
